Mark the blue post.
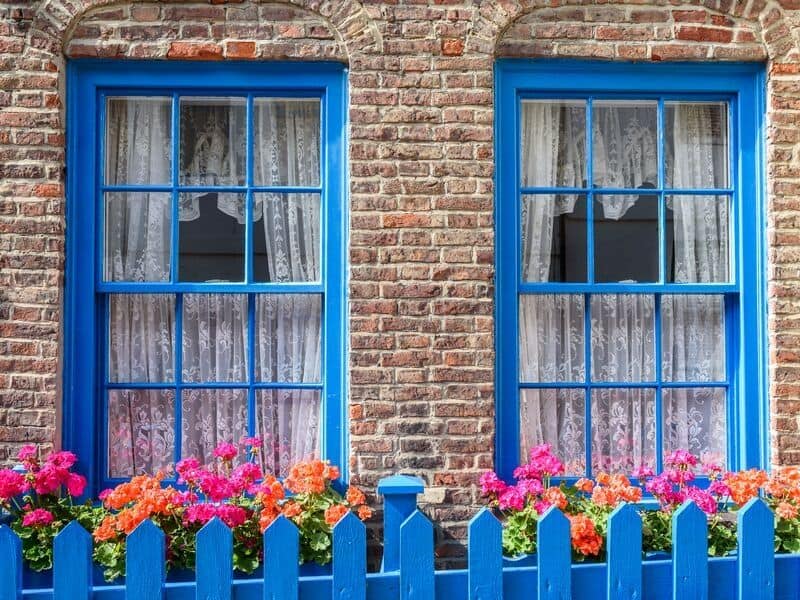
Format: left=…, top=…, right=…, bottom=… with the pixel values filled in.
left=737, top=498, right=774, bottom=600
left=264, top=516, right=299, bottom=600
left=126, top=519, right=165, bottom=600
left=672, top=501, right=708, bottom=600
left=333, top=512, right=366, bottom=600
left=196, top=517, right=232, bottom=600
left=377, top=474, right=425, bottom=572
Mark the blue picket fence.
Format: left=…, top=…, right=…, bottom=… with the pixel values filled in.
left=0, top=475, right=798, bottom=600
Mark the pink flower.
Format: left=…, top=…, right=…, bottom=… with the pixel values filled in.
left=644, top=473, right=672, bottom=498
left=479, top=472, right=507, bottom=496
left=171, top=490, right=199, bottom=505
left=687, top=487, right=717, bottom=515
left=176, top=458, right=202, bottom=486
left=22, top=508, right=54, bottom=528
left=213, top=442, right=238, bottom=462
left=98, top=488, right=113, bottom=501
left=497, top=486, right=524, bottom=511
left=632, top=465, right=655, bottom=479
left=183, top=503, right=218, bottom=526
left=0, top=469, right=28, bottom=500
left=231, top=463, right=262, bottom=495
left=516, top=478, right=543, bottom=498
left=664, top=450, right=698, bottom=470
left=198, top=471, right=234, bottom=503
left=66, top=473, right=87, bottom=497
left=528, top=444, right=564, bottom=478
left=17, top=445, right=38, bottom=467
left=666, top=467, right=695, bottom=486
left=215, top=504, right=247, bottom=528
left=32, top=465, right=62, bottom=495
left=46, top=451, right=77, bottom=470
left=241, top=436, right=263, bottom=449
left=708, top=480, right=731, bottom=498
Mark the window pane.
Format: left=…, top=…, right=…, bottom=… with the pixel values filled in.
left=594, top=194, right=659, bottom=283
left=180, top=97, right=246, bottom=186
left=519, top=294, right=584, bottom=382
left=109, top=294, right=175, bottom=383
left=662, top=295, right=725, bottom=382
left=254, top=98, right=321, bottom=187
left=181, top=388, right=248, bottom=465
left=105, top=97, right=172, bottom=185
left=666, top=102, right=729, bottom=189
left=253, top=193, right=320, bottom=282
left=592, top=100, right=658, bottom=189
left=104, top=192, right=171, bottom=282
left=521, top=195, right=587, bottom=282
left=667, top=195, right=729, bottom=283
left=256, top=389, right=321, bottom=477
left=520, top=100, right=586, bottom=188
left=256, top=295, right=322, bottom=382
left=182, top=294, right=248, bottom=382
left=663, top=388, right=726, bottom=465
left=520, top=388, right=585, bottom=476
left=179, top=192, right=246, bottom=282
left=591, top=388, right=655, bottom=473
left=591, top=294, right=655, bottom=382
left=108, top=389, right=175, bottom=478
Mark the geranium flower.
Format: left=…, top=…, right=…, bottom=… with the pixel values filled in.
left=479, top=471, right=507, bottom=496
left=66, top=472, right=87, bottom=497
left=17, top=445, right=38, bottom=468
left=777, top=502, right=798, bottom=520
left=213, top=442, right=238, bottom=463
left=497, top=486, right=524, bottom=511
left=569, top=514, right=602, bottom=556
left=324, top=504, right=348, bottom=525
left=22, top=508, right=53, bottom=527
left=0, top=469, right=28, bottom=500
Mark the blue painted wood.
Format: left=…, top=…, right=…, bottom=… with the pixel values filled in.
left=333, top=512, right=366, bottom=600
left=126, top=519, right=165, bottom=600
left=537, top=507, right=571, bottom=600
left=468, top=508, right=503, bottom=600
left=672, top=501, right=708, bottom=600
left=607, top=503, right=642, bottom=600
left=196, top=517, right=232, bottom=600
left=737, top=498, right=774, bottom=600
left=0, top=525, right=21, bottom=600
left=54, top=520, right=92, bottom=600
left=378, top=475, right=425, bottom=572
left=263, top=515, right=299, bottom=600
left=400, top=511, right=434, bottom=600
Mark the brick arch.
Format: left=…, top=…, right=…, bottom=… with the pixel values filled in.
left=28, top=0, right=382, bottom=60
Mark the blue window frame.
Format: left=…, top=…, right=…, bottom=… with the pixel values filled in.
left=495, top=60, right=767, bottom=482
left=65, top=61, right=348, bottom=493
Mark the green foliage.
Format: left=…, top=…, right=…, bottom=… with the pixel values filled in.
left=501, top=505, right=538, bottom=557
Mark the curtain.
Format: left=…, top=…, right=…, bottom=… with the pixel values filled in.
left=519, top=101, right=727, bottom=473
left=107, top=98, right=322, bottom=477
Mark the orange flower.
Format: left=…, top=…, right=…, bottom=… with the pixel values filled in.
left=285, top=460, right=328, bottom=495
left=324, top=504, right=349, bottom=526
left=777, top=501, right=798, bottom=520
left=93, top=516, right=118, bottom=542
left=346, top=485, right=366, bottom=506
left=259, top=506, right=280, bottom=533
left=569, top=514, right=603, bottom=556
left=542, top=486, right=568, bottom=510
left=357, top=505, right=372, bottom=521
left=282, top=501, right=303, bottom=518
left=575, top=478, right=594, bottom=493
left=591, top=486, right=616, bottom=508
left=725, top=469, right=768, bottom=506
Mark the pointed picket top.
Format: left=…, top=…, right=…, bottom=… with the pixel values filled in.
left=264, top=515, right=299, bottom=600
left=400, top=511, right=434, bottom=600
left=0, top=524, right=21, bottom=600
left=737, top=498, right=774, bottom=600
left=468, top=508, right=503, bottom=600
left=537, top=507, right=571, bottom=600
left=607, top=503, right=642, bottom=600
left=672, top=501, right=708, bottom=600
left=54, top=520, right=92, bottom=600
left=126, top=519, right=165, bottom=600
left=197, top=517, right=232, bottom=600
left=333, top=512, right=366, bottom=600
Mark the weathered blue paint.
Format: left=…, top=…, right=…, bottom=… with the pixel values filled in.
left=738, top=498, right=775, bottom=600
left=378, top=474, right=425, bottom=572
left=467, top=508, right=503, bottom=600
left=263, top=515, right=299, bottom=600
left=196, top=518, right=232, bottom=600
left=54, top=521, right=92, bottom=600
left=400, top=511, right=434, bottom=600
left=537, top=507, right=571, bottom=600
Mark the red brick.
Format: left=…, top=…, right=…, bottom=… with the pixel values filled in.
left=167, top=42, right=223, bottom=60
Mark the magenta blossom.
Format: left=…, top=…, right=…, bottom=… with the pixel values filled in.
left=666, top=467, right=695, bottom=487
left=498, top=486, right=525, bottom=511
left=17, top=444, right=38, bottom=467
left=231, top=462, right=263, bottom=495
left=176, top=458, right=202, bottom=486
left=32, top=465, right=62, bottom=496
left=644, top=473, right=672, bottom=498
left=0, top=469, right=28, bottom=500
left=528, top=444, right=564, bottom=478
left=215, top=504, right=247, bottom=528
left=198, top=471, right=235, bottom=503
left=241, top=436, right=263, bottom=449
left=66, top=473, right=87, bottom=497
left=708, top=479, right=731, bottom=499
left=46, top=451, right=77, bottom=470
left=183, top=503, right=218, bottom=526
left=632, top=465, right=655, bottom=479
left=22, top=508, right=54, bottom=528
left=479, top=471, right=508, bottom=496
left=687, top=487, right=717, bottom=515
left=213, top=442, right=238, bottom=462
left=516, top=478, right=543, bottom=498
left=664, top=449, right=698, bottom=470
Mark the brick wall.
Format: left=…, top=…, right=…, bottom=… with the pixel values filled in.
left=2, top=0, right=800, bottom=564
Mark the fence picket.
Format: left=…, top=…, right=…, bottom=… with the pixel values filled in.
left=264, top=515, right=299, bottom=600
left=468, top=508, right=503, bottom=600
left=126, top=519, right=165, bottom=600
left=54, top=520, right=92, bottom=600
left=537, top=507, right=571, bottom=600
left=196, top=517, right=232, bottom=600
left=607, top=503, right=642, bottom=600
left=0, top=525, right=21, bottom=600
left=333, top=512, right=366, bottom=600
left=737, top=498, right=774, bottom=600
left=400, top=511, right=434, bottom=600
left=672, top=501, right=707, bottom=600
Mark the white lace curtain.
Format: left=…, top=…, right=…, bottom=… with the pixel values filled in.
left=106, top=98, right=322, bottom=478
left=520, top=102, right=727, bottom=474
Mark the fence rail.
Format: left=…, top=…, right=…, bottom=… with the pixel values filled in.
left=1, top=479, right=798, bottom=600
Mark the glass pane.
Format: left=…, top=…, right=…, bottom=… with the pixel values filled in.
left=591, top=388, right=655, bottom=473
left=256, top=389, right=321, bottom=477
left=592, top=100, right=658, bottom=189
left=256, top=295, right=322, bottom=382
left=666, top=102, right=729, bottom=189
left=108, top=389, right=175, bottom=478
left=182, top=294, right=248, bottom=382
left=520, top=100, right=586, bottom=188
left=662, top=295, right=725, bottom=382
left=663, top=388, right=726, bottom=466
left=105, top=97, right=172, bottom=185
left=254, top=98, right=321, bottom=187
left=594, top=194, right=659, bottom=283
left=521, top=195, right=587, bottom=282
left=253, top=193, right=320, bottom=282
left=591, top=294, right=655, bottom=382
left=667, top=195, right=729, bottom=283
left=519, top=294, right=584, bottom=382
left=109, top=294, right=175, bottom=383
left=179, top=192, right=246, bottom=282
left=520, top=388, right=585, bottom=476
left=181, top=388, right=248, bottom=465
left=104, top=192, right=171, bottom=282
left=180, top=97, right=246, bottom=186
